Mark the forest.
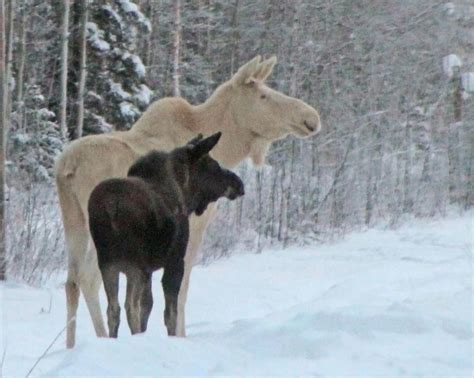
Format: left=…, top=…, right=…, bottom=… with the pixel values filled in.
left=1, top=0, right=473, bottom=284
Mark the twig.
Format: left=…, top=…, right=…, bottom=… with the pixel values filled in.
left=0, top=347, right=7, bottom=376
left=40, top=290, right=52, bottom=314
left=25, top=317, right=75, bottom=377
left=312, top=135, right=355, bottom=217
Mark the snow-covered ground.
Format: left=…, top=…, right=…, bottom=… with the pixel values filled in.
left=1, top=212, right=472, bottom=377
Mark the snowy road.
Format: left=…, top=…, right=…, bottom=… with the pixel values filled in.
left=1, top=213, right=472, bottom=376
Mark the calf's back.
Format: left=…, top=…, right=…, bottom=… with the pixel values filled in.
left=88, top=177, right=178, bottom=272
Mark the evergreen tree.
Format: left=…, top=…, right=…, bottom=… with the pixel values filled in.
left=8, top=84, right=63, bottom=181
left=5, top=1, right=64, bottom=182
left=2, top=0, right=473, bottom=277
left=82, top=0, right=152, bottom=133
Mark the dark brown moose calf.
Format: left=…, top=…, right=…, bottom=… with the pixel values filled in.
left=88, top=132, right=244, bottom=338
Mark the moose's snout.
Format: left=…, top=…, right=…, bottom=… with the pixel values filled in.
left=303, top=113, right=321, bottom=135
left=292, top=102, right=322, bottom=138
left=235, top=180, right=245, bottom=197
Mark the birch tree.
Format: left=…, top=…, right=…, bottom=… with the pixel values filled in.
left=4, top=0, right=12, bottom=130
left=229, top=0, right=240, bottom=75
left=15, top=0, right=26, bottom=130
left=59, top=0, right=70, bottom=140
left=3, top=0, right=473, bottom=278
left=0, top=0, right=6, bottom=281
left=75, top=0, right=88, bottom=139
left=172, top=0, right=181, bottom=96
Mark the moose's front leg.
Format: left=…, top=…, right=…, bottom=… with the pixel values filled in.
left=175, top=207, right=217, bottom=337
left=163, top=217, right=188, bottom=336
left=162, top=260, right=184, bottom=336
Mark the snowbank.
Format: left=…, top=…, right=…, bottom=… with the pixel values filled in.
left=1, top=212, right=472, bottom=376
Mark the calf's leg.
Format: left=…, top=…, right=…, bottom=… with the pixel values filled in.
left=176, top=265, right=191, bottom=337
left=125, top=269, right=143, bottom=335
left=101, top=265, right=121, bottom=338
left=162, top=261, right=184, bottom=336
left=139, top=272, right=153, bottom=333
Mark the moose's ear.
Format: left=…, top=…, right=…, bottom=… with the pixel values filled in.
left=254, top=56, right=277, bottom=82
left=189, top=132, right=222, bottom=160
left=232, top=55, right=261, bottom=86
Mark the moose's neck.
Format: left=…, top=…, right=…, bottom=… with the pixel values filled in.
left=183, top=192, right=205, bottom=217
left=194, top=84, right=255, bottom=169
left=130, top=82, right=270, bottom=169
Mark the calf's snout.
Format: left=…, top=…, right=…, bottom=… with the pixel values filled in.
left=226, top=173, right=245, bottom=200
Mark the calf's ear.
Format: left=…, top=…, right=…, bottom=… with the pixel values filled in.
left=187, top=133, right=204, bottom=146
left=189, top=132, right=222, bottom=160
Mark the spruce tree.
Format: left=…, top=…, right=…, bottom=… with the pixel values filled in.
left=83, top=0, right=152, bottom=133
left=9, top=84, right=63, bottom=181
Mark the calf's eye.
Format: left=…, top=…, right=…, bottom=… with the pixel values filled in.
left=260, top=94, right=266, bottom=99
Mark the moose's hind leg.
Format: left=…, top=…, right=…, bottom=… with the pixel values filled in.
left=101, top=265, right=121, bottom=338
left=162, top=262, right=184, bottom=336
left=81, top=268, right=107, bottom=338
left=80, top=244, right=107, bottom=339
left=125, top=268, right=144, bottom=335
left=139, top=272, right=153, bottom=333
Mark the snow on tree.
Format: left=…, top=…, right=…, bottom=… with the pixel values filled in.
left=461, top=72, right=474, bottom=93
left=117, top=0, right=151, bottom=32
left=442, top=2, right=455, bottom=16
left=2, top=0, right=473, bottom=280
left=135, top=84, right=152, bottom=107
left=83, top=0, right=152, bottom=132
left=8, top=85, right=64, bottom=181
left=442, top=54, right=462, bottom=77
left=86, top=22, right=110, bottom=52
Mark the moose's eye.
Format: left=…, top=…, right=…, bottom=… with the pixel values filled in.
left=260, top=94, right=267, bottom=99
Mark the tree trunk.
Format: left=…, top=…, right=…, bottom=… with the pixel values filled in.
left=256, top=170, right=263, bottom=252
left=144, top=1, right=156, bottom=67
left=4, top=0, right=13, bottom=134
left=234, top=165, right=245, bottom=231
left=0, top=0, right=6, bottom=280
left=465, top=133, right=474, bottom=208
left=452, top=73, right=462, bottom=123
left=15, top=0, right=26, bottom=131
left=311, top=139, right=321, bottom=228
left=365, top=157, right=374, bottom=225
left=268, top=168, right=277, bottom=241
left=278, top=166, right=286, bottom=242
left=204, top=0, right=212, bottom=98
left=59, top=0, right=70, bottom=140
left=365, top=121, right=382, bottom=225
left=403, top=120, right=414, bottom=212
left=229, top=0, right=240, bottom=75
left=171, top=0, right=181, bottom=97
left=283, top=2, right=300, bottom=244
left=75, top=0, right=88, bottom=140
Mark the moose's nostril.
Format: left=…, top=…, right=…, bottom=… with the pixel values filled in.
left=238, top=182, right=245, bottom=196
left=304, top=120, right=315, bottom=132
left=304, top=115, right=322, bottom=133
